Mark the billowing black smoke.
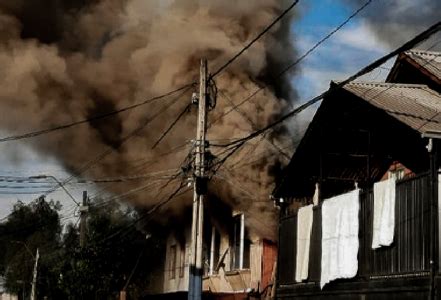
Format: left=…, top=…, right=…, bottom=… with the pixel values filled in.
left=0, top=0, right=299, bottom=240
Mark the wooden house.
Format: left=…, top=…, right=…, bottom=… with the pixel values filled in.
left=273, top=49, right=441, bottom=299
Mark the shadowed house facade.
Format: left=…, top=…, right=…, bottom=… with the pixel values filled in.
left=273, top=49, right=441, bottom=299
left=387, top=49, right=441, bottom=93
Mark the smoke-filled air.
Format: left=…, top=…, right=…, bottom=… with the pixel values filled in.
left=0, top=0, right=298, bottom=239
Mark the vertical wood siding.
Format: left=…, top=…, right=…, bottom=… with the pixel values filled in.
left=278, top=174, right=431, bottom=286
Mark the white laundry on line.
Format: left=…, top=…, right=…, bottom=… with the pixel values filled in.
left=372, top=177, right=396, bottom=249
left=295, top=204, right=314, bottom=282
left=320, top=189, right=360, bottom=289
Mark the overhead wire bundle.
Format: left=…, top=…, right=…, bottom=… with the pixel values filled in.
left=2, top=1, right=440, bottom=249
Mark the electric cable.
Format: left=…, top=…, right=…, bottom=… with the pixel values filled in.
left=0, top=84, right=194, bottom=143
left=151, top=103, right=192, bottom=150
left=209, top=0, right=375, bottom=128
left=0, top=0, right=301, bottom=144
left=210, top=0, right=300, bottom=78
left=41, top=87, right=193, bottom=198
left=0, top=86, right=193, bottom=223
left=207, top=24, right=441, bottom=194
left=219, top=21, right=441, bottom=150
left=217, top=89, right=291, bottom=160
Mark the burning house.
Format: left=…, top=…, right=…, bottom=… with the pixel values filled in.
left=274, top=49, right=441, bottom=299
left=160, top=211, right=277, bottom=298
left=0, top=2, right=296, bottom=297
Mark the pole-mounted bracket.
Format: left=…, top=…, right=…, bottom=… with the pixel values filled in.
left=191, top=92, right=199, bottom=105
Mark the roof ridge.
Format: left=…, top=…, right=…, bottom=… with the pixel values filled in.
left=405, top=49, right=441, bottom=56
left=344, top=81, right=428, bottom=89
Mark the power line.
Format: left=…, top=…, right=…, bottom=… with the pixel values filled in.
left=227, top=138, right=299, bottom=172
left=85, top=169, right=183, bottom=207
left=220, top=21, right=441, bottom=150
left=217, top=89, right=291, bottom=160
left=268, top=31, right=441, bottom=199
left=95, top=182, right=191, bottom=247
left=90, top=145, right=196, bottom=245
left=0, top=87, right=192, bottom=223
left=42, top=87, right=193, bottom=197
left=0, top=184, right=56, bottom=189
left=206, top=21, right=441, bottom=197
left=88, top=144, right=195, bottom=210
left=0, top=0, right=299, bottom=148
left=151, top=103, right=192, bottom=150
left=130, top=141, right=191, bottom=173
left=89, top=177, right=180, bottom=209
left=0, top=0, right=301, bottom=146
left=0, top=84, right=194, bottom=143
left=0, top=1, right=298, bottom=146
left=213, top=173, right=255, bottom=201
left=210, top=0, right=300, bottom=78
left=80, top=170, right=179, bottom=184
left=209, top=0, right=375, bottom=128
left=0, top=191, right=56, bottom=195
left=88, top=139, right=195, bottom=205
left=320, top=38, right=441, bottom=134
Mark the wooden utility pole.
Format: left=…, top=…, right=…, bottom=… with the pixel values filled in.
left=188, top=59, right=208, bottom=300
left=80, top=191, right=89, bottom=247
left=30, top=248, right=39, bottom=300
left=119, top=291, right=126, bottom=300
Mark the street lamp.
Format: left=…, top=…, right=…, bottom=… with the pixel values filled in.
left=28, top=175, right=79, bottom=206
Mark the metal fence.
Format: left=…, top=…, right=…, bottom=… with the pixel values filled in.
left=278, top=174, right=431, bottom=285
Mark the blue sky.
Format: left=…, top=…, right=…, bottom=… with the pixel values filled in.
left=283, top=0, right=392, bottom=138
left=292, top=0, right=390, bottom=101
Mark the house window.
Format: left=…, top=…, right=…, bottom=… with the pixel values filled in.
left=179, top=246, right=186, bottom=278
left=169, top=245, right=177, bottom=279
left=230, top=214, right=250, bottom=270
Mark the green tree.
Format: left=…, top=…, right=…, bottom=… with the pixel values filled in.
left=1, top=197, right=165, bottom=299
left=57, top=202, right=165, bottom=299
left=0, top=197, right=63, bottom=298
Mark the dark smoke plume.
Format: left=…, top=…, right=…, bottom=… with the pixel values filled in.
left=0, top=0, right=297, bottom=240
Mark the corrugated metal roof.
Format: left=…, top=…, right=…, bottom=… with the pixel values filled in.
left=342, top=82, right=441, bottom=134
left=404, top=49, right=441, bottom=81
